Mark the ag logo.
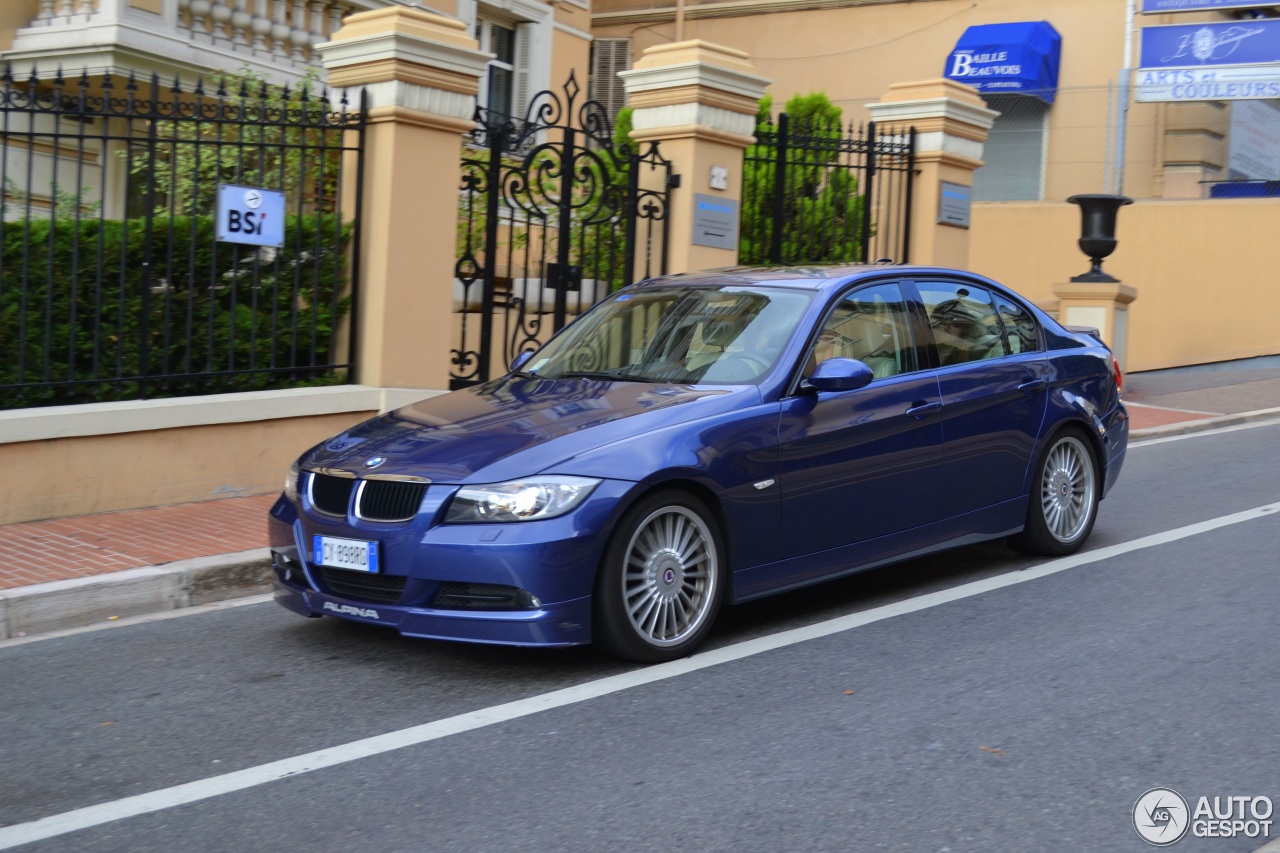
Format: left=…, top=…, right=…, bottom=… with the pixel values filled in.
left=1134, top=788, right=1190, bottom=846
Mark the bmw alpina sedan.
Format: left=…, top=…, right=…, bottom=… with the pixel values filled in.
left=269, top=265, right=1128, bottom=662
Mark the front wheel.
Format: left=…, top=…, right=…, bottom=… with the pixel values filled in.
left=593, top=491, right=725, bottom=663
left=1009, top=429, right=1099, bottom=556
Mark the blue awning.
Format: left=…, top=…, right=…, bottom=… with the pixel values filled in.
left=944, top=21, right=1062, bottom=103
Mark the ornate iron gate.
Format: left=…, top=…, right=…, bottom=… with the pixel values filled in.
left=452, top=73, right=672, bottom=389
left=742, top=113, right=915, bottom=266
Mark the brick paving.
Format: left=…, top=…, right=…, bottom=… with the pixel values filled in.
left=1124, top=402, right=1216, bottom=431
left=0, top=494, right=276, bottom=590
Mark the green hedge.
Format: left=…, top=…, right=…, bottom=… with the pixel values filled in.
left=1, top=214, right=352, bottom=409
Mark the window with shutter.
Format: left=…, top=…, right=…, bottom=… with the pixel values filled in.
left=589, top=38, right=632, bottom=122
left=476, top=16, right=531, bottom=124
left=972, top=95, right=1049, bottom=202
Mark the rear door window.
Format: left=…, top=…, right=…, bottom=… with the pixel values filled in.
left=916, top=282, right=1005, bottom=367
left=993, top=293, right=1042, bottom=354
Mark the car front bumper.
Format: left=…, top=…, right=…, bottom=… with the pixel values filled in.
left=271, top=580, right=593, bottom=647
left=266, top=480, right=637, bottom=648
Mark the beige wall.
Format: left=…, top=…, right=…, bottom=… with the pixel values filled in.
left=594, top=0, right=1249, bottom=201
left=595, top=0, right=1127, bottom=115
left=1, top=412, right=371, bottom=525
left=970, top=199, right=1280, bottom=372
left=0, top=1, right=38, bottom=51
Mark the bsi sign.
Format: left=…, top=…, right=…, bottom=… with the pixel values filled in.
left=216, top=184, right=285, bottom=248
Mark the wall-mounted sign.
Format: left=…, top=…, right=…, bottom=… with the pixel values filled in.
left=938, top=182, right=972, bottom=228
left=216, top=183, right=285, bottom=247
left=1139, top=19, right=1280, bottom=70
left=709, top=165, right=729, bottom=190
left=1140, top=0, right=1279, bottom=12
left=943, top=21, right=1063, bottom=103
left=691, top=194, right=738, bottom=250
left=1135, top=64, right=1280, bottom=100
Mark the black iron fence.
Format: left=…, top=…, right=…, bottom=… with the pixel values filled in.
left=452, top=73, right=672, bottom=389
left=742, top=113, right=915, bottom=266
left=0, top=65, right=365, bottom=410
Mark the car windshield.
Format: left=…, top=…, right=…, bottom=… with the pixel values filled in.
left=520, top=285, right=813, bottom=385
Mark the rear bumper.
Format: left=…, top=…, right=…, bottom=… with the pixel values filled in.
left=1102, top=400, right=1129, bottom=498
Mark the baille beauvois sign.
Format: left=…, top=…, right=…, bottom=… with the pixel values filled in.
left=1136, top=18, right=1280, bottom=101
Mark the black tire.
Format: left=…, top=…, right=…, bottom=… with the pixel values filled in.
left=593, top=490, right=726, bottom=663
left=1009, top=428, right=1100, bottom=556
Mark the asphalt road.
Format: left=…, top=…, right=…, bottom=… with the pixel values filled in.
left=2, top=421, right=1278, bottom=852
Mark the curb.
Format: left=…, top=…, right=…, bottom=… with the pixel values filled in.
left=0, top=549, right=272, bottom=640
left=1129, top=405, right=1280, bottom=440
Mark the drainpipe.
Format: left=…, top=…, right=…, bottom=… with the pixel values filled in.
left=1115, top=0, right=1135, bottom=195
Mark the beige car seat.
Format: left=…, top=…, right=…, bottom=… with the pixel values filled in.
left=811, top=314, right=898, bottom=379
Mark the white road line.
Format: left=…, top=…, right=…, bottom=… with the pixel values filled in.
left=1131, top=416, right=1280, bottom=447
left=1, top=501, right=1277, bottom=850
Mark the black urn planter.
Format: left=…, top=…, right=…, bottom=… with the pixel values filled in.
left=1067, top=194, right=1132, bottom=282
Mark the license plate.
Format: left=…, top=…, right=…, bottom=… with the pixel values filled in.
left=312, top=536, right=379, bottom=573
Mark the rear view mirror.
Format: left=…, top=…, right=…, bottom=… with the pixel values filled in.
left=509, top=351, right=535, bottom=373
left=806, top=357, right=875, bottom=392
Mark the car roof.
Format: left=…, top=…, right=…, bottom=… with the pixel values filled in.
left=634, top=264, right=995, bottom=295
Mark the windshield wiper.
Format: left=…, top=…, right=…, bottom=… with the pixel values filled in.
left=560, top=369, right=664, bottom=383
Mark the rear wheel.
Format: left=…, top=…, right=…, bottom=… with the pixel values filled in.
left=593, top=491, right=725, bottom=663
left=1009, top=429, right=1099, bottom=556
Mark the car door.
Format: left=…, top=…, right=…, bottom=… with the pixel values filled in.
left=776, top=281, right=944, bottom=560
left=912, top=278, right=1050, bottom=518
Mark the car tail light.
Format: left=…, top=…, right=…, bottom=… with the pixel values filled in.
left=1111, top=355, right=1124, bottom=395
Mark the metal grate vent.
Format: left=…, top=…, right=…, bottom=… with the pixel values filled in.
left=318, top=568, right=407, bottom=604
left=433, top=582, right=537, bottom=610
left=310, top=473, right=355, bottom=516
left=356, top=480, right=428, bottom=522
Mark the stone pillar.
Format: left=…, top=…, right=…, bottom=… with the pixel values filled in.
left=1052, top=281, right=1138, bottom=368
left=317, top=8, right=489, bottom=389
left=866, top=79, right=996, bottom=268
left=619, top=41, right=770, bottom=273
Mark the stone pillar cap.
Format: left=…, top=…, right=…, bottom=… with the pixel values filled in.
left=621, top=40, right=769, bottom=103
left=866, top=77, right=998, bottom=133
left=327, top=7, right=476, bottom=49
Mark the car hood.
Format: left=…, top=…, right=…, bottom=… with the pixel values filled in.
left=300, top=377, right=754, bottom=484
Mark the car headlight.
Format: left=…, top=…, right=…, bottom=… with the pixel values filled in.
left=285, top=461, right=300, bottom=501
left=445, top=476, right=601, bottom=523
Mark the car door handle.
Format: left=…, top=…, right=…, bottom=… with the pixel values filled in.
left=905, top=401, right=942, bottom=419
left=1018, top=379, right=1048, bottom=395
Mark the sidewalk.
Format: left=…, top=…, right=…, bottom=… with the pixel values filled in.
left=4, top=356, right=1280, bottom=639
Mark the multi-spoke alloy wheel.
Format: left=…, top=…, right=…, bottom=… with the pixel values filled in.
left=594, top=492, right=724, bottom=662
left=1010, top=429, right=1100, bottom=557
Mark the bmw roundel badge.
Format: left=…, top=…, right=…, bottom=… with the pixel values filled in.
left=364, top=456, right=386, bottom=469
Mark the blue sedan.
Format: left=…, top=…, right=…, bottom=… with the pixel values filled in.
left=268, top=265, right=1128, bottom=662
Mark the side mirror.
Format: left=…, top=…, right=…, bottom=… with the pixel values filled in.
left=509, top=351, right=535, bottom=373
left=805, top=357, right=875, bottom=393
